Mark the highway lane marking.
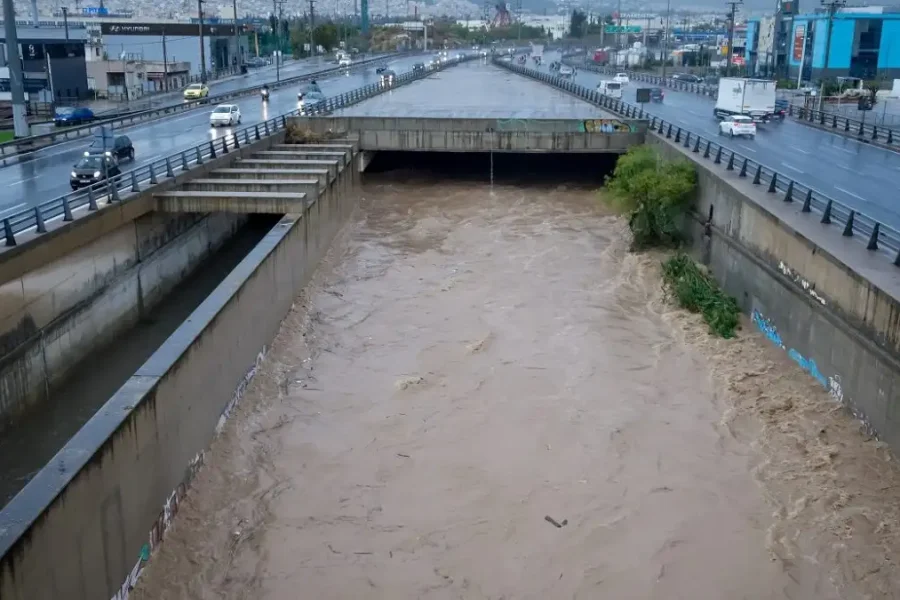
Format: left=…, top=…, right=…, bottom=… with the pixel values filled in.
left=737, top=144, right=756, bottom=153
left=789, top=145, right=811, bottom=155
left=782, top=163, right=805, bottom=174
left=0, top=203, right=26, bottom=216
left=835, top=146, right=857, bottom=155
left=835, top=186, right=867, bottom=202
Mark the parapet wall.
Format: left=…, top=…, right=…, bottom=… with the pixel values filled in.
left=0, top=144, right=361, bottom=600
left=650, top=135, right=900, bottom=449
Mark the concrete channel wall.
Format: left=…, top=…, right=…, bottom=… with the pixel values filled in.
left=650, top=135, right=900, bottom=450
left=0, top=211, right=246, bottom=430
left=0, top=142, right=360, bottom=600
left=0, top=132, right=293, bottom=433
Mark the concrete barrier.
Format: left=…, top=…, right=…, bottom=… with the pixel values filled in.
left=0, top=144, right=361, bottom=600
left=651, top=135, right=900, bottom=450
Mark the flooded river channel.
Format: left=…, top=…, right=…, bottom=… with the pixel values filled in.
left=133, top=164, right=900, bottom=600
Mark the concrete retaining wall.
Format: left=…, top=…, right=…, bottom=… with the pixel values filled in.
left=0, top=146, right=360, bottom=600
left=0, top=211, right=246, bottom=431
left=649, top=136, right=900, bottom=450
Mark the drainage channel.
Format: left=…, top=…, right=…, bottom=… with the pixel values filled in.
left=0, top=214, right=283, bottom=506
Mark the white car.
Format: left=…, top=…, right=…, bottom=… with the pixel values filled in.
left=613, top=73, right=630, bottom=85
left=718, top=115, right=757, bottom=139
left=559, top=65, right=575, bottom=78
left=339, top=56, right=351, bottom=67
left=209, top=104, right=241, bottom=127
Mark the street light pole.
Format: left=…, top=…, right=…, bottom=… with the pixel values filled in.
left=2, top=0, right=29, bottom=137
left=232, top=0, right=241, bottom=70
left=726, top=0, right=742, bottom=75
left=661, top=0, right=671, bottom=79
left=821, top=0, right=845, bottom=81
left=198, top=0, right=208, bottom=83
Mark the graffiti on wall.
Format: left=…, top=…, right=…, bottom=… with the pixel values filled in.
left=110, top=345, right=268, bottom=600
left=778, top=261, right=827, bottom=306
left=751, top=309, right=843, bottom=403
left=581, top=119, right=637, bottom=134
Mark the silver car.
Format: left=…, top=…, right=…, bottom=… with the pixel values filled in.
left=298, top=91, right=327, bottom=112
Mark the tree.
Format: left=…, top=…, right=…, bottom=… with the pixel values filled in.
left=569, top=9, right=587, bottom=38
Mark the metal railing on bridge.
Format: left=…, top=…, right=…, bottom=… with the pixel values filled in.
left=568, top=60, right=900, bottom=152
left=494, top=58, right=900, bottom=268
left=0, top=56, right=479, bottom=249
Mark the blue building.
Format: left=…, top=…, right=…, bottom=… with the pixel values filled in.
left=747, top=9, right=900, bottom=81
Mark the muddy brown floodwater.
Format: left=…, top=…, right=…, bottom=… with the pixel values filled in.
left=134, top=174, right=900, bottom=600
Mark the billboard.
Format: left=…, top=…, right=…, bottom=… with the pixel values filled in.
left=100, top=22, right=249, bottom=36
left=792, top=24, right=805, bottom=61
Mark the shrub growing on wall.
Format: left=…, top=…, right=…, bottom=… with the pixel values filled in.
left=604, top=145, right=697, bottom=251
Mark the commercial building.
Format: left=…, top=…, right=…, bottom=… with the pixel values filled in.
left=0, top=25, right=90, bottom=101
left=746, top=4, right=900, bottom=81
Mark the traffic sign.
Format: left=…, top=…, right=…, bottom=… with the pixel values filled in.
left=605, top=25, right=641, bottom=33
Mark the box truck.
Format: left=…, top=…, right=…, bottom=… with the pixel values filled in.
left=714, top=77, right=777, bottom=122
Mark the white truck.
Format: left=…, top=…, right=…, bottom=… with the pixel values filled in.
left=714, top=77, right=777, bottom=123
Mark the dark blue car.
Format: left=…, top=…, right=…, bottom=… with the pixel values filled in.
left=54, top=106, right=95, bottom=127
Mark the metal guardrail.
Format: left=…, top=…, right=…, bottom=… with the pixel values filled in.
left=0, top=55, right=480, bottom=249
left=0, top=53, right=409, bottom=162
left=494, top=58, right=900, bottom=267
left=568, top=60, right=900, bottom=151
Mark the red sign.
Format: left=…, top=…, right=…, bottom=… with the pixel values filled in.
left=792, top=24, right=805, bottom=61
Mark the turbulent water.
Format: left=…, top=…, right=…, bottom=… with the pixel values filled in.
left=133, top=173, right=900, bottom=600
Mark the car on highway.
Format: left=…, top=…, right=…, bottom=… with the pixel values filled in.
left=647, top=87, right=664, bottom=103
left=718, top=114, right=757, bottom=139
left=297, top=81, right=323, bottom=101
left=84, top=134, right=134, bottom=161
left=183, top=83, right=210, bottom=101
left=245, top=56, right=268, bottom=68
left=375, top=63, right=390, bottom=74
left=558, top=65, right=575, bottom=78
left=209, top=104, right=241, bottom=127
left=69, top=153, right=120, bottom=190
left=413, top=62, right=426, bottom=73
left=672, top=73, right=702, bottom=83
left=339, top=55, right=352, bottom=67
left=597, top=80, right=623, bottom=99
left=380, top=69, right=397, bottom=86
left=54, top=106, right=95, bottom=127
left=298, top=91, right=327, bottom=112
left=612, top=73, right=629, bottom=85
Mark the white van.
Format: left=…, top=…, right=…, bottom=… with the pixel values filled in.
left=597, top=80, right=623, bottom=99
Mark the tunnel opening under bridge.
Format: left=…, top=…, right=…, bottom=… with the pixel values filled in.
left=364, top=151, right=620, bottom=186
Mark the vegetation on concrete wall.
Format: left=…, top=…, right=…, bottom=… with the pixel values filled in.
left=603, top=145, right=740, bottom=338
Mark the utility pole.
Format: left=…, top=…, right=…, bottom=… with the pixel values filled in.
left=162, top=27, right=169, bottom=91
left=661, top=0, right=671, bottom=78
left=821, top=0, right=845, bottom=80
left=198, top=0, right=208, bottom=83
left=62, top=7, right=69, bottom=39
left=272, top=0, right=284, bottom=79
left=232, top=0, right=241, bottom=70
left=516, top=0, right=522, bottom=42
left=308, top=0, right=316, bottom=56
left=616, top=0, right=622, bottom=49
left=2, top=0, right=29, bottom=137
left=726, top=0, right=742, bottom=75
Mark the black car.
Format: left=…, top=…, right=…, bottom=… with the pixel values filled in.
left=412, top=62, right=426, bottom=73
left=375, top=64, right=389, bottom=74
left=648, top=87, right=665, bottom=103
left=84, top=134, right=134, bottom=161
left=70, top=154, right=121, bottom=190
left=672, top=73, right=702, bottom=83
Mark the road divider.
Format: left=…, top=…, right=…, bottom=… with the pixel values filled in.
left=495, top=57, right=900, bottom=268
left=0, top=55, right=479, bottom=249
left=0, top=52, right=411, bottom=164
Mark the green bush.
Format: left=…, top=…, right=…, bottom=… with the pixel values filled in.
left=604, top=146, right=697, bottom=250
left=661, top=252, right=741, bottom=338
